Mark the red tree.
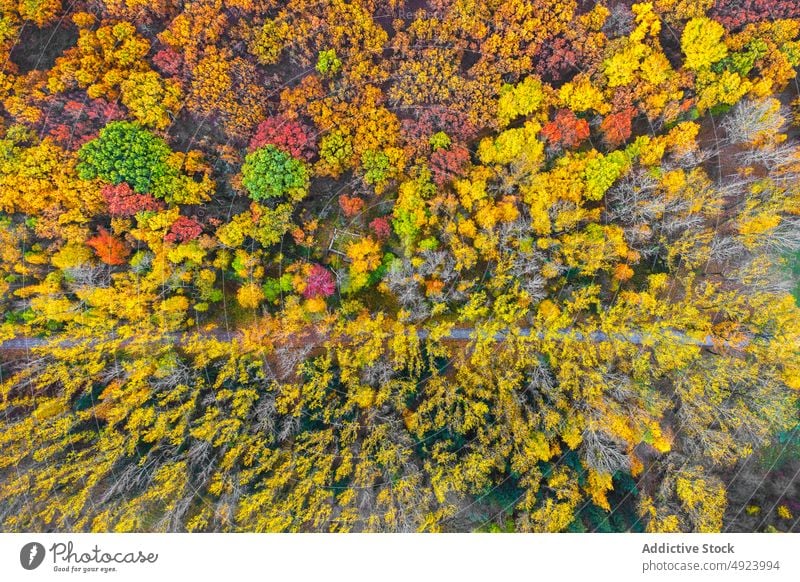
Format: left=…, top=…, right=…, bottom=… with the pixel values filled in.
left=710, top=0, right=800, bottom=31
left=43, top=93, right=125, bottom=149
left=429, top=146, right=471, bottom=187
left=249, top=115, right=316, bottom=160
left=600, top=108, right=635, bottom=148
left=401, top=106, right=478, bottom=156
left=165, top=216, right=203, bottom=243
left=303, top=264, right=336, bottom=298
left=87, top=228, right=130, bottom=265
left=540, top=109, right=590, bottom=150
left=152, top=48, right=184, bottom=77
left=102, top=183, right=164, bottom=216
left=339, top=195, right=365, bottom=218
left=369, top=217, right=391, bottom=241
left=534, top=36, right=580, bottom=83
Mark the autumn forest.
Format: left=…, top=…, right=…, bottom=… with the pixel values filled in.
left=0, top=0, right=799, bottom=533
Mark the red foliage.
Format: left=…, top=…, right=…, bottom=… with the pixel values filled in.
left=87, top=228, right=130, bottom=266
left=540, top=109, right=590, bottom=150
left=710, top=0, right=800, bottom=31
left=43, top=93, right=125, bottom=149
left=600, top=108, right=635, bottom=148
left=423, top=107, right=478, bottom=143
left=102, top=183, right=164, bottom=216
left=401, top=106, right=478, bottom=155
left=165, top=216, right=203, bottom=243
left=303, top=263, right=336, bottom=299
left=429, top=145, right=471, bottom=187
left=339, top=195, right=365, bottom=218
left=534, top=36, right=580, bottom=83
left=369, top=217, right=392, bottom=241
left=152, top=48, right=184, bottom=77
left=249, top=115, right=316, bottom=160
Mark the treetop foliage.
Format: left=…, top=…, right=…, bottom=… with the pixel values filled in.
left=77, top=121, right=173, bottom=195
left=0, top=0, right=798, bottom=534
left=242, top=145, right=310, bottom=202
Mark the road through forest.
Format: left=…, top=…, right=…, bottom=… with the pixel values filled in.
left=0, top=326, right=750, bottom=352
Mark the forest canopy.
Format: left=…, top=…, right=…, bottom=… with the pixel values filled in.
left=0, top=0, right=799, bottom=533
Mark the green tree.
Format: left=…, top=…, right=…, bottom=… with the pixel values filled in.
left=316, top=49, right=342, bottom=77
left=77, top=121, right=174, bottom=196
left=242, top=145, right=309, bottom=202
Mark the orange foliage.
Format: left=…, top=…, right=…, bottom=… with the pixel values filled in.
left=86, top=228, right=130, bottom=265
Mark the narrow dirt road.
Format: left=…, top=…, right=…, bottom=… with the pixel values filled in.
left=0, top=326, right=748, bottom=352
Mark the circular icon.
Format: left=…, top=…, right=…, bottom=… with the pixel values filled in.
left=20, top=542, right=46, bottom=570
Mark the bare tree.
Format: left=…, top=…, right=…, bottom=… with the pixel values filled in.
left=722, top=99, right=788, bottom=146
left=361, top=359, right=394, bottom=387
left=581, top=430, right=630, bottom=474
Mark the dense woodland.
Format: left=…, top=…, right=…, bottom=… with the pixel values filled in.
left=0, top=0, right=799, bottom=532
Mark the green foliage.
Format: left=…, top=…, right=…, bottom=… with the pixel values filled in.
left=392, top=169, right=435, bottom=254
left=790, top=252, right=800, bottom=305
left=316, top=49, right=342, bottom=76
left=367, top=252, right=395, bottom=286
left=318, top=131, right=354, bottom=177
left=429, top=131, right=451, bottom=151
left=242, top=145, right=309, bottom=202
left=263, top=273, right=293, bottom=302
left=719, top=40, right=768, bottom=76
left=361, top=149, right=391, bottom=185
left=77, top=121, right=174, bottom=196
left=583, top=151, right=629, bottom=201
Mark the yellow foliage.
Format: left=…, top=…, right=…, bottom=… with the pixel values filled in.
left=681, top=17, right=727, bottom=70
left=675, top=469, right=726, bottom=532
left=0, top=138, right=103, bottom=217
left=586, top=470, right=614, bottom=511
left=120, top=71, right=182, bottom=130
left=47, top=20, right=150, bottom=99
left=665, top=121, right=699, bottom=156
left=477, top=120, right=544, bottom=169
left=496, top=76, right=549, bottom=127
left=216, top=212, right=253, bottom=248
left=237, top=282, right=264, bottom=309
left=345, top=236, right=382, bottom=292
left=695, top=69, right=752, bottom=113
left=558, top=74, right=610, bottom=114
left=50, top=243, right=93, bottom=270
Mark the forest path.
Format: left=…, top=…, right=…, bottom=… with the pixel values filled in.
left=0, top=326, right=750, bottom=352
